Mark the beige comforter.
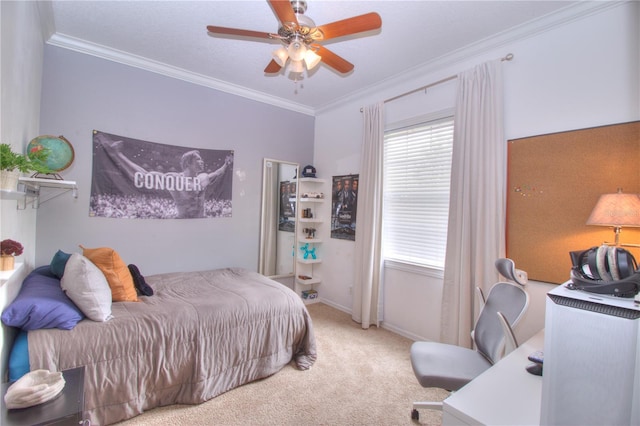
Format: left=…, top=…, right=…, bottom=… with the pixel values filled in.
left=28, top=268, right=316, bottom=425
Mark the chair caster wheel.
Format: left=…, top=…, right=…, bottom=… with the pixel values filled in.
left=411, top=408, right=419, bottom=421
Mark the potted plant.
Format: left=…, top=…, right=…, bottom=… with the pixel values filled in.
left=0, top=143, right=52, bottom=190
left=0, top=239, right=24, bottom=271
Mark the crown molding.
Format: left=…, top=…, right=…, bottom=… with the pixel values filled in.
left=315, top=1, right=623, bottom=114
left=46, top=33, right=315, bottom=116
left=45, top=1, right=621, bottom=117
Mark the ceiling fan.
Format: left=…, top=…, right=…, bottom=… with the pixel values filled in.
left=206, top=0, right=382, bottom=75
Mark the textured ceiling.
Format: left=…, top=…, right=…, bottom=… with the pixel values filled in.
left=45, top=0, right=587, bottom=114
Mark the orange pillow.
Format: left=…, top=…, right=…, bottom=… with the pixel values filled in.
left=80, top=245, right=138, bottom=302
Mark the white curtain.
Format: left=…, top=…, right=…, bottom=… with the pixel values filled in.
left=352, top=102, right=385, bottom=328
left=440, top=60, right=506, bottom=347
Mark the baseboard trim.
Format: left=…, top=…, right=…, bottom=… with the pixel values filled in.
left=317, top=298, right=351, bottom=315
left=381, top=322, right=430, bottom=342
left=317, top=298, right=435, bottom=342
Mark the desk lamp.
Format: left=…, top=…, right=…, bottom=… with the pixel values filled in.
left=586, top=188, right=640, bottom=247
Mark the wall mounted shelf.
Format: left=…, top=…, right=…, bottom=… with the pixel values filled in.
left=300, top=238, right=322, bottom=244
left=296, top=276, right=321, bottom=285
left=299, top=178, right=326, bottom=184
left=294, top=176, right=325, bottom=304
left=297, top=257, right=322, bottom=264
left=0, top=177, right=78, bottom=209
left=299, top=218, right=323, bottom=224
left=0, top=189, right=27, bottom=201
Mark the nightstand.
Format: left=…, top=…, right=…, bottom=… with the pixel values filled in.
left=1, top=366, right=85, bottom=426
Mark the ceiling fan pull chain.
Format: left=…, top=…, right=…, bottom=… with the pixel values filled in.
left=293, top=74, right=305, bottom=95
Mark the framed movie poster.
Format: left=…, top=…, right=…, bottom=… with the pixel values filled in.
left=279, top=180, right=296, bottom=232
left=331, top=174, right=359, bottom=241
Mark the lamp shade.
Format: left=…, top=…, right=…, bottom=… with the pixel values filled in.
left=586, top=190, right=640, bottom=227
left=272, top=47, right=289, bottom=67
left=303, top=49, right=321, bottom=70
left=287, top=39, right=307, bottom=62
left=289, top=59, right=304, bottom=73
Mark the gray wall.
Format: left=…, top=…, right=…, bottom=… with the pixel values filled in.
left=36, top=46, right=314, bottom=275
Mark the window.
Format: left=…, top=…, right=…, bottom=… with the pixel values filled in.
left=383, top=114, right=454, bottom=269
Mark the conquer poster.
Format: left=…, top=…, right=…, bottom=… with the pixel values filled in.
left=90, top=130, right=233, bottom=219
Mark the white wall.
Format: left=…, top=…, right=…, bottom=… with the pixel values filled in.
left=36, top=46, right=315, bottom=276
left=313, top=2, right=640, bottom=343
left=0, top=2, right=45, bottom=268
left=0, top=1, right=47, bottom=381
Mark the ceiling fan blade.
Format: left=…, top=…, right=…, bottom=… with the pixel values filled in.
left=207, top=25, right=273, bottom=40
left=317, top=12, right=382, bottom=41
left=268, top=0, right=298, bottom=29
left=316, top=46, right=354, bottom=74
left=264, top=60, right=282, bottom=74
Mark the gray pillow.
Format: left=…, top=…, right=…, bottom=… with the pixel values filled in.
left=61, top=253, right=113, bottom=322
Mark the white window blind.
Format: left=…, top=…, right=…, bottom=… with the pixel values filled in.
left=383, top=115, right=454, bottom=268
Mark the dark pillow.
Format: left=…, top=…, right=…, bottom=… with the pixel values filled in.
left=128, top=264, right=153, bottom=296
left=1, top=266, right=85, bottom=330
left=50, top=250, right=71, bottom=279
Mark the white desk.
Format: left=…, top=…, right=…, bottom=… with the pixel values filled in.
left=442, top=330, right=544, bottom=425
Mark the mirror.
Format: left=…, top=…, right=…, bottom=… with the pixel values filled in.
left=259, top=158, right=299, bottom=282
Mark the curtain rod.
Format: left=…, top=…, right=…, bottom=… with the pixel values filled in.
left=360, top=53, right=514, bottom=112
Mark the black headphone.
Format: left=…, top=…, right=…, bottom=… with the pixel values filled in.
left=569, top=245, right=640, bottom=298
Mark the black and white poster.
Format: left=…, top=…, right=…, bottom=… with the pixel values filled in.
left=279, top=180, right=296, bottom=232
left=331, top=174, right=358, bottom=241
left=90, top=130, right=233, bottom=219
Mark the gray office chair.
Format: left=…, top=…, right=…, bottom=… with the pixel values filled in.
left=410, top=258, right=529, bottom=421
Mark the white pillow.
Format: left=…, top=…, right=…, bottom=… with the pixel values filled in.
left=61, top=253, right=113, bottom=322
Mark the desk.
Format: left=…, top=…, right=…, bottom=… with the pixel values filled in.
left=442, top=330, right=544, bottom=425
left=1, top=367, right=85, bottom=426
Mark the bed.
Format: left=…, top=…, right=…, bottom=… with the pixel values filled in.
left=2, top=254, right=316, bottom=425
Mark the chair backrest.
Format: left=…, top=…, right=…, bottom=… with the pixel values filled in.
left=495, top=258, right=528, bottom=286
left=473, top=282, right=529, bottom=364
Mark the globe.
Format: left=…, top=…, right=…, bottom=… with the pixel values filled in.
left=27, top=135, right=75, bottom=173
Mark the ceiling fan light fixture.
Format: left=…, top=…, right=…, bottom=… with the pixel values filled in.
left=272, top=47, right=289, bottom=67
left=207, top=0, right=383, bottom=77
left=289, top=59, right=304, bottom=73
left=303, top=49, right=321, bottom=70
left=287, top=39, right=307, bottom=62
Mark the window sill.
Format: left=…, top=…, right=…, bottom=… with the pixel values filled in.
left=0, top=262, right=24, bottom=286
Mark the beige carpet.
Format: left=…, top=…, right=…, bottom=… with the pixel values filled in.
left=116, top=303, right=448, bottom=425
